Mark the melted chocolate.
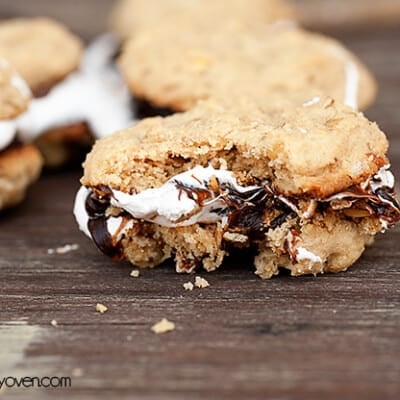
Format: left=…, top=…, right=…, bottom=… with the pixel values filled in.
left=87, top=217, right=123, bottom=259
left=83, top=170, right=400, bottom=260
left=269, top=210, right=296, bottom=230
left=329, top=182, right=400, bottom=228
left=85, top=190, right=123, bottom=260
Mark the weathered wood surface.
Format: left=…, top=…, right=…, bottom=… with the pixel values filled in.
left=0, top=1, right=400, bottom=399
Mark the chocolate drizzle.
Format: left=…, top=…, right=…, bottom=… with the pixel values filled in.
left=325, top=171, right=400, bottom=229
left=85, top=188, right=124, bottom=260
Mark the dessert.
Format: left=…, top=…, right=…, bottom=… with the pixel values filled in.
left=17, top=33, right=134, bottom=166
left=0, top=60, right=42, bottom=210
left=73, top=98, right=399, bottom=278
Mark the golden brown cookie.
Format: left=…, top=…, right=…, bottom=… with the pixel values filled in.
left=0, top=61, right=42, bottom=210
left=0, top=144, right=43, bottom=210
left=0, top=18, right=83, bottom=95
left=74, top=98, right=399, bottom=278
left=119, top=25, right=377, bottom=112
left=0, top=59, right=30, bottom=119
left=111, top=0, right=296, bottom=40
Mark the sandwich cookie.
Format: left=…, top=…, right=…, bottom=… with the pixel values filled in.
left=119, top=25, right=377, bottom=113
left=111, top=0, right=296, bottom=40
left=17, top=33, right=134, bottom=167
left=0, top=18, right=83, bottom=166
left=0, top=61, right=42, bottom=210
left=0, top=19, right=133, bottom=167
left=73, top=98, right=400, bottom=278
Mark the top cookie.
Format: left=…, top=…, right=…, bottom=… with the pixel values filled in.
left=111, top=0, right=296, bottom=40
left=119, top=25, right=377, bottom=112
left=82, top=97, right=388, bottom=199
left=0, top=18, right=83, bottom=94
left=0, top=59, right=30, bottom=120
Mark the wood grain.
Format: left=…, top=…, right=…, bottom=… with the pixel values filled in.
left=0, top=2, right=399, bottom=400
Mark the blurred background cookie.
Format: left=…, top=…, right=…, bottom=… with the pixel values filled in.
left=119, top=25, right=377, bottom=115
left=0, top=60, right=42, bottom=210
left=0, top=18, right=87, bottom=167
left=110, top=0, right=297, bottom=41
left=0, top=19, right=133, bottom=167
left=0, top=18, right=82, bottom=95
left=16, top=33, right=134, bottom=167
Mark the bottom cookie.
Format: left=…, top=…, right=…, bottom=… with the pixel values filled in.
left=0, top=144, right=43, bottom=209
left=33, top=122, right=94, bottom=168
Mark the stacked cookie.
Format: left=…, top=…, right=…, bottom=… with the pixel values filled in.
left=0, top=18, right=85, bottom=167
left=0, top=60, right=42, bottom=210
left=113, top=0, right=377, bottom=114
left=0, top=17, right=134, bottom=209
left=72, top=0, right=400, bottom=278
left=0, top=19, right=134, bottom=168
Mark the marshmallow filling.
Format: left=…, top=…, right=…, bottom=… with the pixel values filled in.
left=16, top=34, right=134, bottom=143
left=74, top=165, right=400, bottom=262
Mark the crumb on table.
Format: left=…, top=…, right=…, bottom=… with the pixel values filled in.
left=183, top=282, right=194, bottom=291
left=130, top=269, right=140, bottom=278
left=195, top=276, right=210, bottom=288
left=151, top=318, right=175, bottom=334
left=48, top=244, right=79, bottom=255
left=96, top=303, right=108, bottom=314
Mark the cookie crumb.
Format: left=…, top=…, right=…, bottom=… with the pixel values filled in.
left=96, top=303, right=108, bottom=314
left=48, top=244, right=79, bottom=255
left=223, top=232, right=248, bottom=244
left=209, top=175, right=220, bottom=192
left=183, top=282, right=194, bottom=291
left=195, top=276, right=210, bottom=288
left=130, top=269, right=140, bottom=278
left=50, top=319, right=58, bottom=327
left=151, top=318, right=175, bottom=334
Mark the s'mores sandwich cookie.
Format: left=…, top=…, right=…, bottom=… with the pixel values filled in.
left=74, top=99, right=400, bottom=278
left=111, top=0, right=296, bottom=41
left=0, top=60, right=42, bottom=210
left=0, top=19, right=133, bottom=167
left=119, top=25, right=377, bottom=115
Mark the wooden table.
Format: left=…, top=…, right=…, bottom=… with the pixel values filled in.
left=0, top=1, right=399, bottom=399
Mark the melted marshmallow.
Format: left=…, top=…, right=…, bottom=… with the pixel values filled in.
left=17, top=34, right=134, bottom=142
left=74, top=186, right=136, bottom=240
left=369, top=165, right=395, bottom=192
left=0, top=59, right=31, bottom=151
left=344, top=62, right=359, bottom=110
left=330, top=45, right=359, bottom=110
left=0, top=119, right=17, bottom=151
left=73, top=185, right=91, bottom=237
left=302, top=96, right=321, bottom=107
left=296, top=247, right=323, bottom=264
left=74, top=165, right=261, bottom=237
